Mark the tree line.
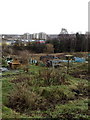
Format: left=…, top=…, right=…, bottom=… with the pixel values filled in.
left=11, top=32, right=89, bottom=53
left=46, top=33, right=89, bottom=53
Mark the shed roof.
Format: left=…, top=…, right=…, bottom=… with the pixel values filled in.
left=12, top=59, right=20, bottom=65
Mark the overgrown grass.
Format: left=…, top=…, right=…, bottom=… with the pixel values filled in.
left=50, top=99, right=89, bottom=119
left=2, top=105, right=31, bottom=118
left=69, top=62, right=89, bottom=80
left=2, top=62, right=89, bottom=119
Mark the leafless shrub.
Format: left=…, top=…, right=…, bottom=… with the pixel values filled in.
left=7, top=84, right=49, bottom=112
left=36, top=68, right=69, bottom=86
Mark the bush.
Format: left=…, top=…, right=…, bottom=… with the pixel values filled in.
left=40, top=88, right=68, bottom=105
left=11, top=68, right=69, bottom=87
left=7, top=83, right=49, bottom=113
left=35, top=68, right=69, bottom=86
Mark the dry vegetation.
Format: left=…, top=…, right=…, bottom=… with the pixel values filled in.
left=2, top=52, right=89, bottom=119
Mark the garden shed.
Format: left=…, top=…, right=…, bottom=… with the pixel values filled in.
left=12, top=58, right=21, bottom=69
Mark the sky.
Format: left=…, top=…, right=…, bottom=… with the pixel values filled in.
left=0, top=0, right=89, bottom=34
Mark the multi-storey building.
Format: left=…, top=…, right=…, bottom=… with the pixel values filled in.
left=23, top=33, right=33, bottom=40
left=32, top=32, right=48, bottom=40
left=38, top=32, right=47, bottom=40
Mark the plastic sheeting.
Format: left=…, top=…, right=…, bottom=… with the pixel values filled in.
left=51, top=57, right=86, bottom=63
left=74, top=57, right=85, bottom=62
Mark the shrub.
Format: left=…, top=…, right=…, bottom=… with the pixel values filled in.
left=40, top=88, right=68, bottom=105
left=36, top=68, right=69, bottom=86
left=7, top=84, right=49, bottom=113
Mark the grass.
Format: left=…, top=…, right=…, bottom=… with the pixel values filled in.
left=51, top=99, right=89, bottom=119
left=2, top=62, right=89, bottom=119
left=2, top=105, right=31, bottom=118
left=2, top=77, right=15, bottom=106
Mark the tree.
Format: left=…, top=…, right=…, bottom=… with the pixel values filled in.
left=75, top=32, right=82, bottom=52
left=45, top=43, right=54, bottom=53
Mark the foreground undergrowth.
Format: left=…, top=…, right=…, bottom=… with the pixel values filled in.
left=2, top=63, right=89, bottom=119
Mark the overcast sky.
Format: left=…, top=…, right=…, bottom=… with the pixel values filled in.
left=0, top=0, right=89, bottom=34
